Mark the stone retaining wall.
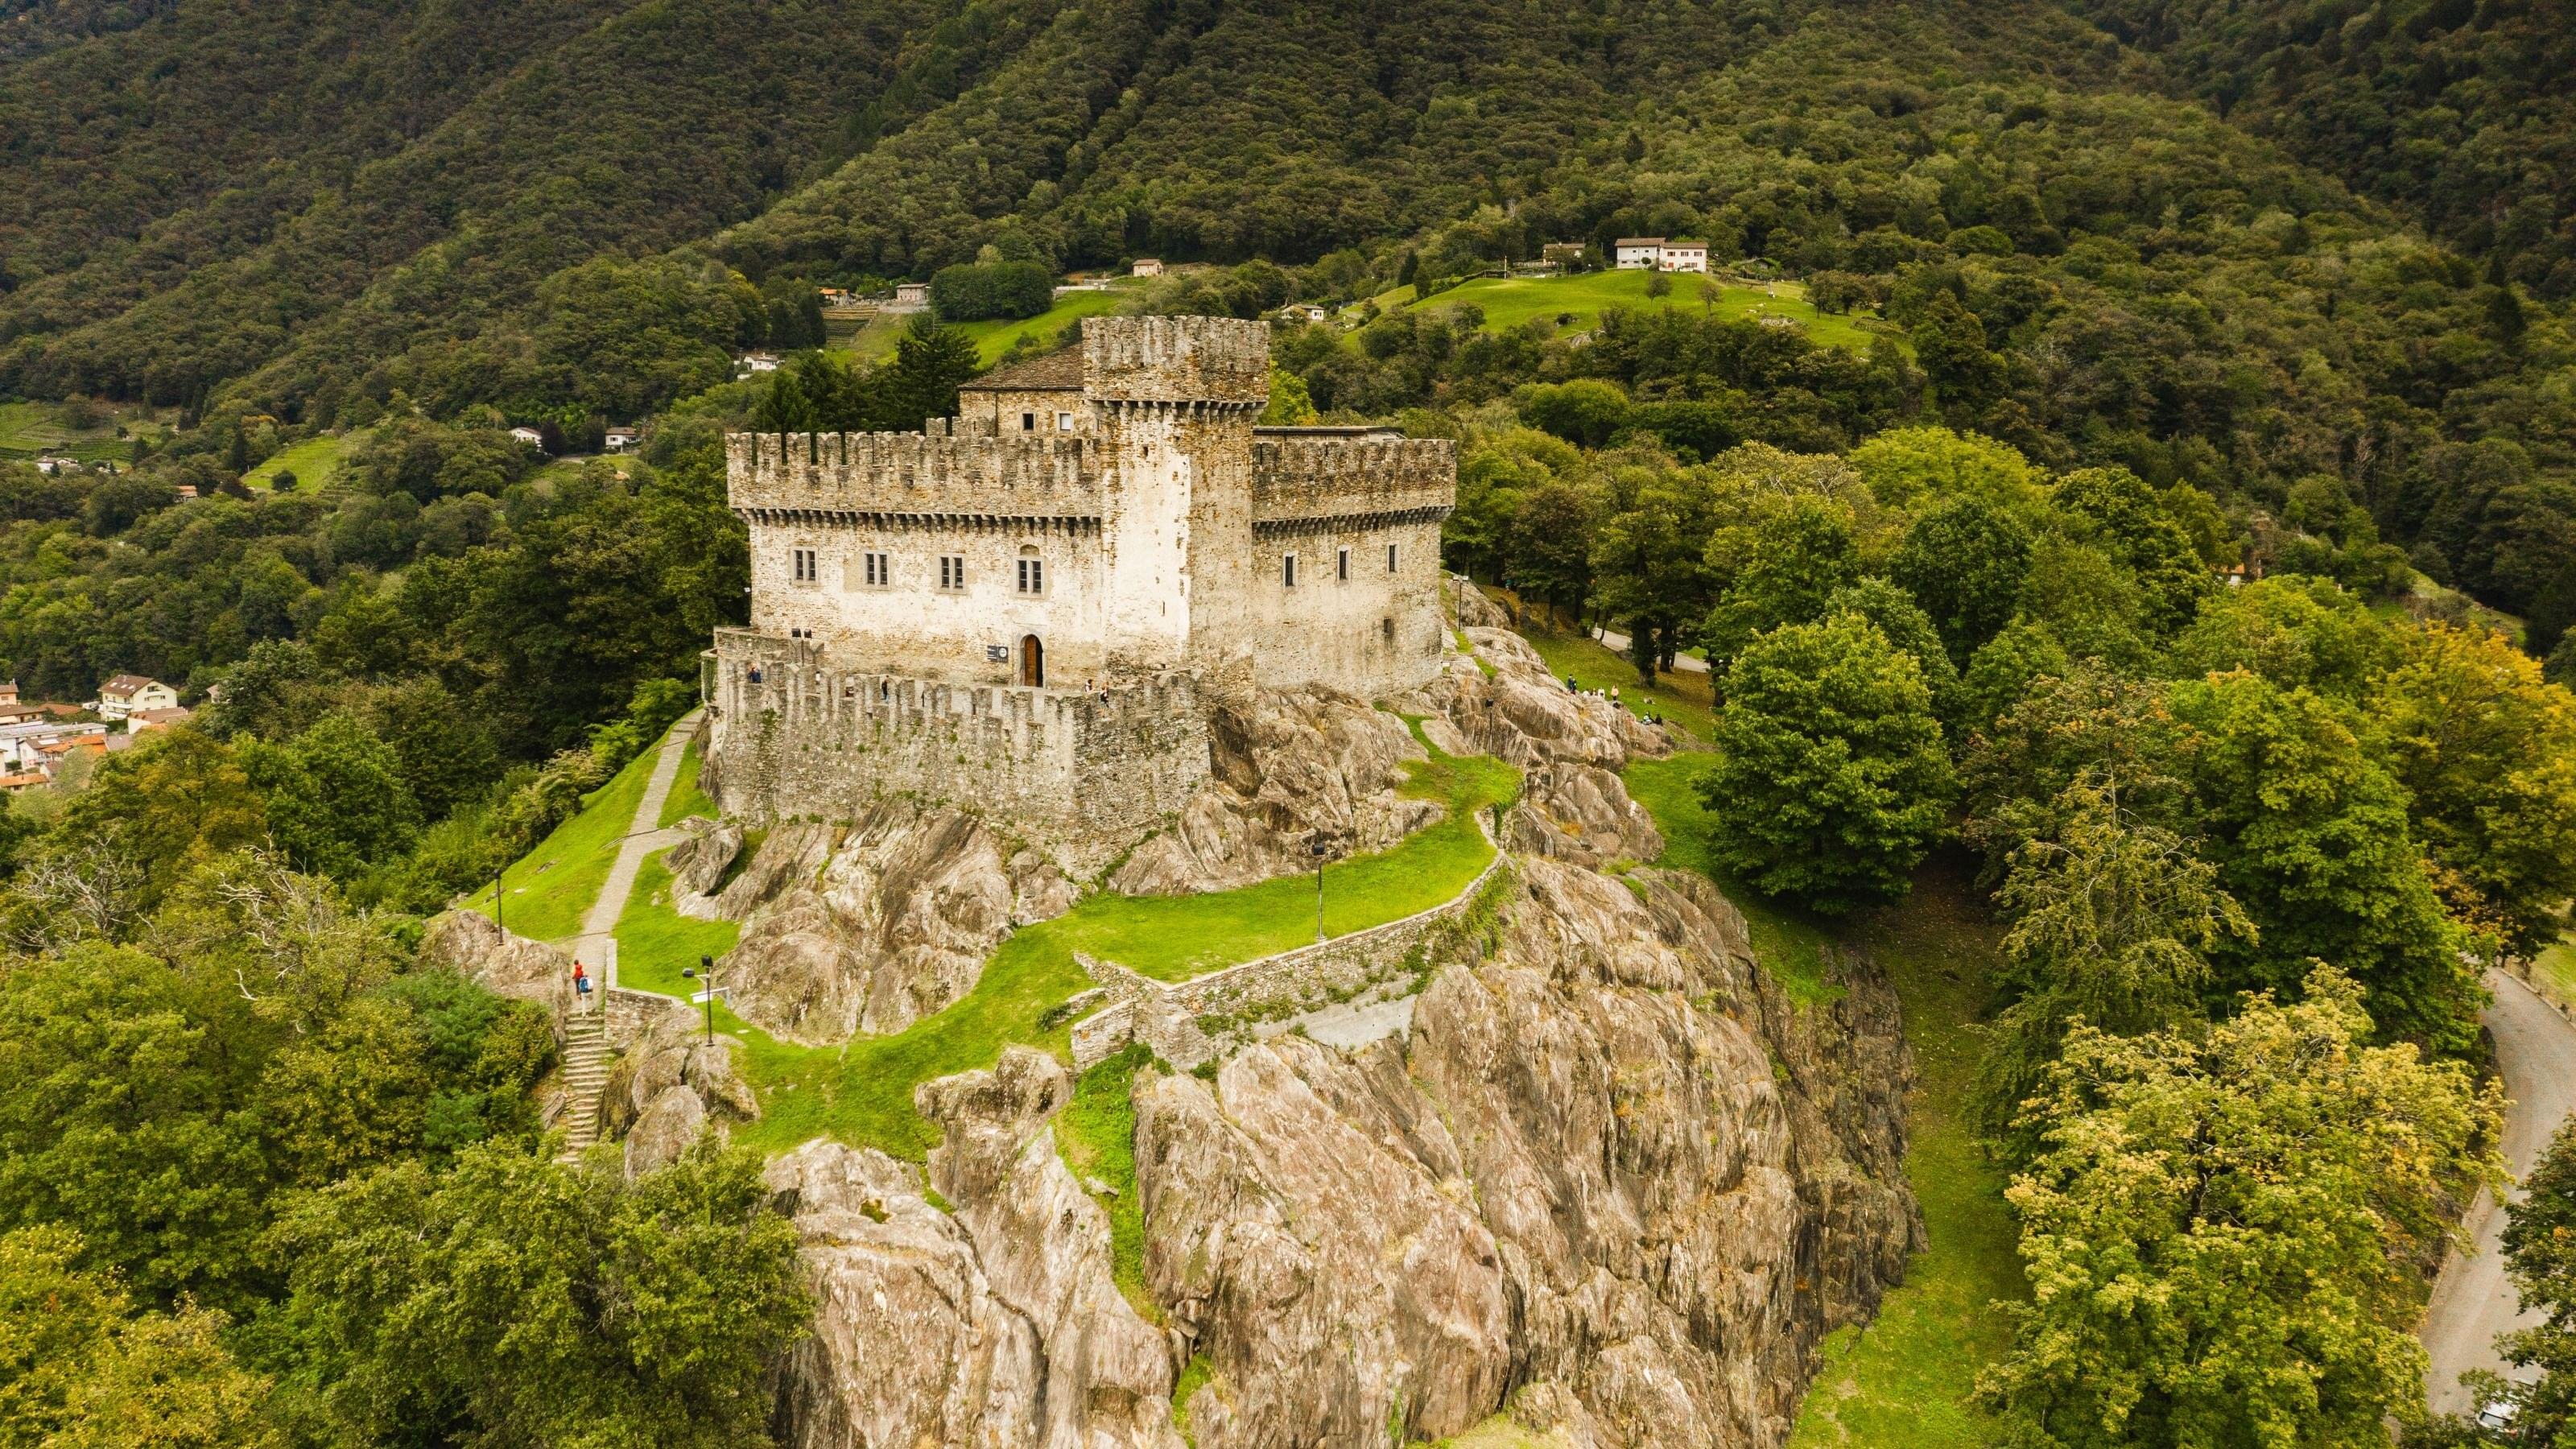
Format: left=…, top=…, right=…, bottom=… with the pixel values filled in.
left=1070, top=821, right=1513, bottom=1071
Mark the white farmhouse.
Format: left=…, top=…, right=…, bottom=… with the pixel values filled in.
left=94, top=674, right=178, bottom=720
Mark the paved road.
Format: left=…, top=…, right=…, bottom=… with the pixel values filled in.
left=2421, top=968, right=2576, bottom=1416
left=564, top=711, right=700, bottom=988
left=1594, top=626, right=1710, bottom=674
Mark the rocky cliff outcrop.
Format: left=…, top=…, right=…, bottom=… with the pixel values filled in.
left=704, top=801, right=1075, bottom=1045
left=1129, top=857, right=1917, bottom=1447
left=419, top=909, right=574, bottom=1020
left=1108, top=684, right=1440, bottom=897
left=601, top=1008, right=763, bottom=1177
left=760, top=587, right=1920, bottom=1446
left=765, top=1052, right=1183, bottom=1449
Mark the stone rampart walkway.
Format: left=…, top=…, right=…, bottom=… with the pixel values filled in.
left=567, top=711, right=700, bottom=989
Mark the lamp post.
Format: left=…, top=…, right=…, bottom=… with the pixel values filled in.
left=679, top=954, right=716, bottom=1044
left=1311, top=840, right=1327, bottom=944
left=492, top=869, right=504, bottom=934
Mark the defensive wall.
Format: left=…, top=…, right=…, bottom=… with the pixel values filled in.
left=704, top=626, right=1211, bottom=875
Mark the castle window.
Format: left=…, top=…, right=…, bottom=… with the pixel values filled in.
left=1017, top=556, right=1044, bottom=595
left=792, top=547, right=818, bottom=585
left=1021, top=412, right=1036, bottom=432
left=1055, top=411, right=1074, bottom=431
left=1387, top=543, right=1398, bottom=572
left=939, top=555, right=966, bottom=592
left=1282, top=553, right=1298, bottom=588
left=1337, top=547, right=1350, bottom=581
left=857, top=551, right=889, bottom=588
left=1382, top=617, right=1395, bottom=646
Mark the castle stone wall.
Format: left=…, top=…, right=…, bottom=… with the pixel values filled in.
left=705, top=628, right=1210, bottom=875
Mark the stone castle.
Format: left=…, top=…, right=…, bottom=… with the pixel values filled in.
left=702, top=316, right=1457, bottom=870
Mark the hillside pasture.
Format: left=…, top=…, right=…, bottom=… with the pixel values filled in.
left=1374, top=269, right=1892, bottom=355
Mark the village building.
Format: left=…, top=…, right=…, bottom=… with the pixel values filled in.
left=703, top=316, right=1455, bottom=872
left=508, top=425, right=547, bottom=448
left=1615, top=237, right=1709, bottom=272
left=1130, top=258, right=1164, bottom=278
left=733, top=353, right=782, bottom=379
left=890, top=283, right=930, bottom=311
left=605, top=425, right=644, bottom=452
left=126, top=705, right=195, bottom=733
left=1541, top=242, right=1589, bottom=269
left=93, top=674, right=178, bottom=720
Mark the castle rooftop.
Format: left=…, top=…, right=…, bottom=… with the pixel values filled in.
left=965, top=348, right=1085, bottom=393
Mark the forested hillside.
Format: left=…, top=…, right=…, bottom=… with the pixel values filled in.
left=2070, top=0, right=2576, bottom=295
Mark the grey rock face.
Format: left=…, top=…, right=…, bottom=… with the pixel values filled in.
left=666, top=816, right=744, bottom=908
left=765, top=1053, right=1183, bottom=1449
left=1431, top=631, right=1672, bottom=772
left=419, top=910, right=574, bottom=1022
left=717, top=801, right=1065, bottom=1043
left=1506, top=760, right=1667, bottom=868
left=766, top=601, right=1917, bottom=1447
left=1108, top=685, right=1438, bottom=897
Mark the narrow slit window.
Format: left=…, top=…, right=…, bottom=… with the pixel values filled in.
left=1282, top=553, right=1298, bottom=588
left=1386, top=543, right=1398, bottom=572
left=1337, top=547, right=1350, bottom=581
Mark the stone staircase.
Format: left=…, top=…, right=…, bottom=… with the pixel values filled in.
left=555, top=1012, right=609, bottom=1162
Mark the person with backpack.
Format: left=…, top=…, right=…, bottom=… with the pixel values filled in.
left=572, top=962, right=592, bottom=1006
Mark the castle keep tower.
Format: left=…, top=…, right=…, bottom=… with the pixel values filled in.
left=704, top=316, right=1455, bottom=867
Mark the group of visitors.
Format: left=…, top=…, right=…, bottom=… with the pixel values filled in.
left=1561, top=674, right=1667, bottom=731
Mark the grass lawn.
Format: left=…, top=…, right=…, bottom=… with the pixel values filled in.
left=855, top=285, right=1141, bottom=366
left=613, top=852, right=742, bottom=998
left=657, top=736, right=712, bottom=828
left=1518, top=625, right=1717, bottom=741
left=2532, top=934, right=2576, bottom=1010
left=245, top=429, right=367, bottom=492
left=713, top=737, right=1518, bottom=1160
left=1373, top=270, right=1893, bottom=356
left=469, top=741, right=660, bottom=942
left=1788, top=859, right=2021, bottom=1447
left=1055, top=1045, right=1157, bottom=1315
left=0, top=400, right=164, bottom=464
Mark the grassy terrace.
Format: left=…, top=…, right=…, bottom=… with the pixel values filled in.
left=245, top=428, right=369, bottom=491
left=1372, top=270, right=1894, bottom=356
left=1517, top=625, right=1718, bottom=741
left=592, top=729, right=1517, bottom=1159
left=469, top=742, right=660, bottom=941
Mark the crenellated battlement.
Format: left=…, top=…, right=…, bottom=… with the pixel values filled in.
left=729, top=428, right=1108, bottom=518
left=1250, top=434, right=1458, bottom=529
left=1080, top=316, right=1271, bottom=406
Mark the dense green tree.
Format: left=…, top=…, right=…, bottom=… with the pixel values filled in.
left=0, top=1225, right=277, bottom=1449
left=1850, top=427, right=2047, bottom=517
left=2168, top=577, right=2396, bottom=701
left=1979, top=971, right=2504, bottom=1447
left=2162, top=671, right=2481, bottom=1051
left=1591, top=465, right=1722, bottom=681
left=1822, top=576, right=1967, bottom=737
left=1699, top=494, right=1864, bottom=672
left=1513, top=379, right=1631, bottom=449
left=1699, top=611, right=1955, bottom=912
left=2373, top=624, right=2576, bottom=955
left=1891, top=494, right=2036, bottom=663
left=260, top=1141, right=809, bottom=1448
left=1911, top=294, right=2006, bottom=419
left=1972, top=776, right=2255, bottom=1152
left=238, top=712, right=420, bottom=882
